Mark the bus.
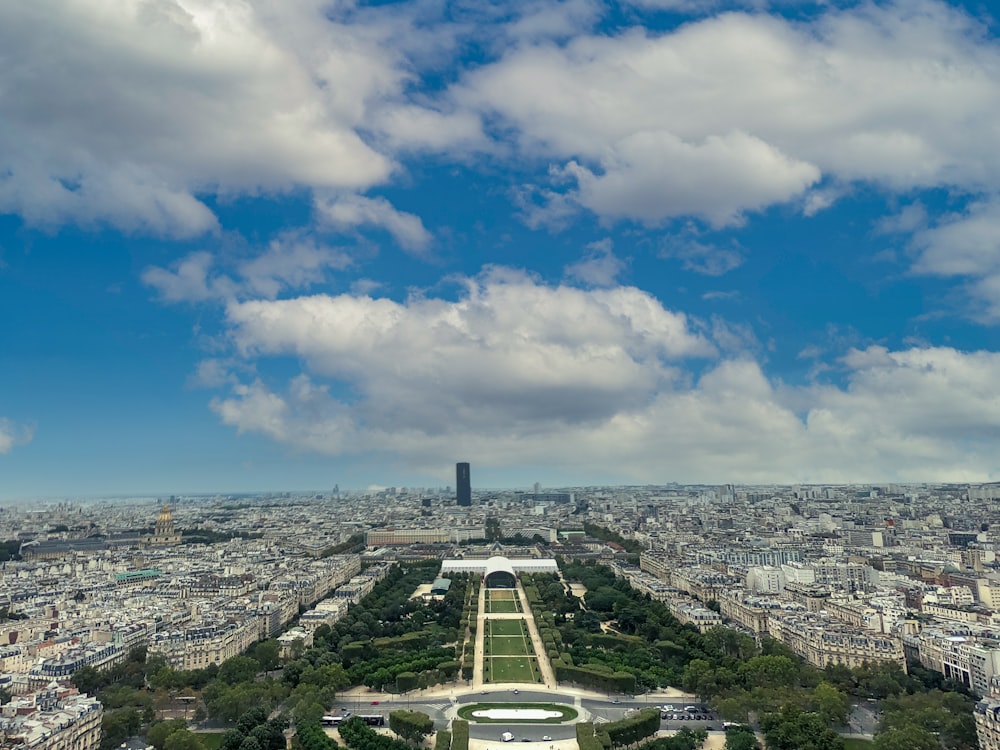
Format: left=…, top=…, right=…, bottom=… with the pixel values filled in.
left=322, top=716, right=345, bottom=726
left=360, top=715, right=385, bottom=727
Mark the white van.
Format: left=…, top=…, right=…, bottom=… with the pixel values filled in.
left=502, top=733, right=515, bottom=742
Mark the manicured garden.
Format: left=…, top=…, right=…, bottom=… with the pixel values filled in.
left=485, top=655, right=541, bottom=683
left=486, top=589, right=522, bottom=614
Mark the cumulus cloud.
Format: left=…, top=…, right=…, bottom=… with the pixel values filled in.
left=563, top=130, right=819, bottom=227
left=453, top=1, right=1000, bottom=224
left=912, top=199, right=1000, bottom=278
left=0, top=419, right=34, bottom=455
left=0, top=0, right=449, bottom=235
left=660, top=235, right=744, bottom=276
left=184, top=260, right=1000, bottom=482
left=564, top=239, right=627, bottom=286
left=143, top=234, right=350, bottom=303
left=909, top=198, right=1000, bottom=319
left=218, top=269, right=714, bottom=436
left=209, top=334, right=1000, bottom=482
left=314, top=194, right=433, bottom=255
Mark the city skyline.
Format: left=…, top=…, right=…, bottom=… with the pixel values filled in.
left=4, top=1, right=1000, bottom=497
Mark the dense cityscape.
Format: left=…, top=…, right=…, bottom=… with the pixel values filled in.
left=1, top=471, right=999, bottom=750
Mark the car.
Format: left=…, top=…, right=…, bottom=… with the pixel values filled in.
left=513, top=689, right=519, bottom=695
left=611, top=698, right=620, bottom=704
left=522, top=739, right=531, bottom=742
left=678, top=715, right=687, bottom=720
left=371, top=701, right=380, bottom=705
left=684, top=706, right=697, bottom=712
left=663, top=705, right=675, bottom=711
left=501, top=733, right=515, bottom=742
left=542, top=737, right=552, bottom=742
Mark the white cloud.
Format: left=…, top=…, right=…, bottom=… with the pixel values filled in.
left=909, top=198, right=1000, bottom=319
left=453, top=1, right=1000, bottom=224
left=220, top=269, right=715, bottom=434
left=142, top=252, right=225, bottom=303
left=876, top=201, right=928, bottom=235
left=238, top=236, right=352, bottom=299
left=0, top=419, right=34, bottom=455
left=209, top=336, right=1000, bottom=482
left=315, top=194, right=433, bottom=255
left=143, top=233, right=350, bottom=303
left=660, top=235, right=744, bottom=276
left=563, top=130, right=820, bottom=227
left=193, top=263, right=1000, bottom=482
left=0, top=0, right=423, bottom=235
left=564, top=239, right=627, bottom=286
left=912, top=199, right=1000, bottom=278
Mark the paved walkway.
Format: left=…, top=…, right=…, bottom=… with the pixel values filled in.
left=515, top=582, right=556, bottom=688
left=473, top=583, right=487, bottom=688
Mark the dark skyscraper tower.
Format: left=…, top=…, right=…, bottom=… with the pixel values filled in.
left=456, top=462, right=471, bottom=506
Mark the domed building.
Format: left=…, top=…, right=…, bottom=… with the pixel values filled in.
left=147, top=503, right=182, bottom=547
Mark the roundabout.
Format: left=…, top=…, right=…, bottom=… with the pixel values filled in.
left=457, top=703, right=579, bottom=723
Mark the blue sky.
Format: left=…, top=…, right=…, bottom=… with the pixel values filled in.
left=3, top=0, right=1000, bottom=498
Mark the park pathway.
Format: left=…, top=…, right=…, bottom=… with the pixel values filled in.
left=472, top=582, right=487, bottom=688
left=515, top=581, right=557, bottom=689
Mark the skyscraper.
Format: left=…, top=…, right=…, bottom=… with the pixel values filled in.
left=456, top=462, right=471, bottom=506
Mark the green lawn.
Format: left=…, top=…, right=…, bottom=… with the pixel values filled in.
left=489, top=600, right=521, bottom=613
left=488, top=636, right=533, bottom=656
left=488, top=589, right=517, bottom=600
left=842, top=739, right=874, bottom=750
left=490, top=620, right=527, bottom=637
left=194, top=733, right=224, bottom=749
left=486, top=656, right=541, bottom=683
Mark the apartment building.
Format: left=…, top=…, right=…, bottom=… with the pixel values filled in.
left=766, top=612, right=906, bottom=671
left=147, top=618, right=258, bottom=670
left=0, top=685, right=102, bottom=750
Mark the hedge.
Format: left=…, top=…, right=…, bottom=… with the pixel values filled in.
left=603, top=709, right=660, bottom=748
left=552, top=663, right=636, bottom=694
left=451, top=720, right=469, bottom=750
left=577, top=723, right=603, bottom=750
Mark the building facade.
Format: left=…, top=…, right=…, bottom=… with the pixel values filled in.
left=456, top=462, right=471, bottom=507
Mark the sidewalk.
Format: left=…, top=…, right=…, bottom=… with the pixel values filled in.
left=515, top=582, right=557, bottom=688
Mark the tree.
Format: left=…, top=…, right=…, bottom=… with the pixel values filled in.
left=810, top=682, right=850, bottom=725
left=761, top=707, right=843, bottom=750
left=253, top=641, right=280, bottom=672
left=219, top=656, right=261, bottom=685
left=236, top=706, right=269, bottom=735
left=740, top=655, right=799, bottom=689
left=724, top=726, right=759, bottom=750
left=72, top=665, right=104, bottom=696
left=220, top=731, right=246, bottom=750
left=874, top=726, right=942, bottom=750
left=148, top=719, right=189, bottom=750
left=164, top=730, right=205, bottom=750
